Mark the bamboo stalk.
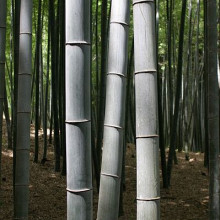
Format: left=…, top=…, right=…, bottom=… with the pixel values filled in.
left=49, top=0, right=60, bottom=172
left=65, top=0, right=92, bottom=219
left=206, top=1, right=220, bottom=219
left=0, top=0, right=7, bottom=192
left=167, top=0, right=187, bottom=186
left=14, top=0, right=33, bottom=219
left=34, top=0, right=42, bottom=163
left=97, top=3, right=130, bottom=218
left=133, top=1, right=160, bottom=219
left=96, top=0, right=108, bottom=167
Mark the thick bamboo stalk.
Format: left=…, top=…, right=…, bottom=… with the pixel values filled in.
left=14, top=0, right=33, bottom=219
left=65, top=0, right=92, bottom=219
left=97, top=1, right=130, bottom=219
left=0, top=0, right=7, bottom=191
left=206, top=1, right=220, bottom=219
left=133, top=1, right=160, bottom=219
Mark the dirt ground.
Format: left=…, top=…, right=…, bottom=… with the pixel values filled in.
left=0, top=121, right=209, bottom=220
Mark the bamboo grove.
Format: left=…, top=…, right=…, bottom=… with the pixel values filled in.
left=0, top=0, right=219, bottom=219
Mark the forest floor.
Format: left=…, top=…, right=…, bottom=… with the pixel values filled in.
left=0, top=120, right=209, bottom=220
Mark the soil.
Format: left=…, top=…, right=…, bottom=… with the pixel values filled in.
left=0, top=120, right=209, bottom=219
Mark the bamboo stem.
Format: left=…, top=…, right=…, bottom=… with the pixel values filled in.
left=133, top=1, right=160, bottom=219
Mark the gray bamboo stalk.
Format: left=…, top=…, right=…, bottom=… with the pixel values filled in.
left=13, top=0, right=20, bottom=157
left=206, top=1, right=220, bottom=219
left=97, top=0, right=130, bottom=219
left=14, top=0, right=33, bottom=219
left=0, top=0, right=7, bottom=191
left=13, top=0, right=20, bottom=208
left=133, top=0, right=160, bottom=219
left=65, top=0, right=92, bottom=219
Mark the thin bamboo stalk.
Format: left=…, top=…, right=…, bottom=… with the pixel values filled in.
left=167, top=0, right=187, bottom=186
left=49, top=0, right=60, bottom=172
left=96, top=0, right=108, bottom=167
left=156, top=0, right=167, bottom=188
left=34, top=0, right=42, bottom=163
left=0, top=0, right=7, bottom=191
left=3, top=85, right=12, bottom=150
left=133, top=0, right=160, bottom=219
left=42, top=13, right=51, bottom=163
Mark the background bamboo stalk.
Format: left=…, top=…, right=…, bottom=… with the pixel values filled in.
left=49, top=0, right=60, bottom=172
left=96, top=0, right=108, bottom=167
left=167, top=0, right=187, bottom=186
left=34, top=0, right=42, bottom=164
left=0, top=0, right=7, bottom=192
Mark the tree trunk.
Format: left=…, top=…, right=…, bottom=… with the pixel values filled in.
left=206, top=1, right=220, bottom=219
left=133, top=0, right=160, bottom=219
left=97, top=1, right=130, bottom=219
left=14, top=0, right=33, bottom=219
left=65, top=0, right=92, bottom=219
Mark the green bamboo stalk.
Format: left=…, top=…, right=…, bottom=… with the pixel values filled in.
left=133, top=0, right=160, bottom=219
left=3, top=85, right=13, bottom=150
left=14, top=0, right=33, bottom=219
left=34, top=0, right=42, bottom=163
left=42, top=13, right=50, bottom=163
left=0, top=0, right=7, bottom=192
left=97, top=1, right=130, bottom=219
left=65, top=0, right=92, bottom=219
